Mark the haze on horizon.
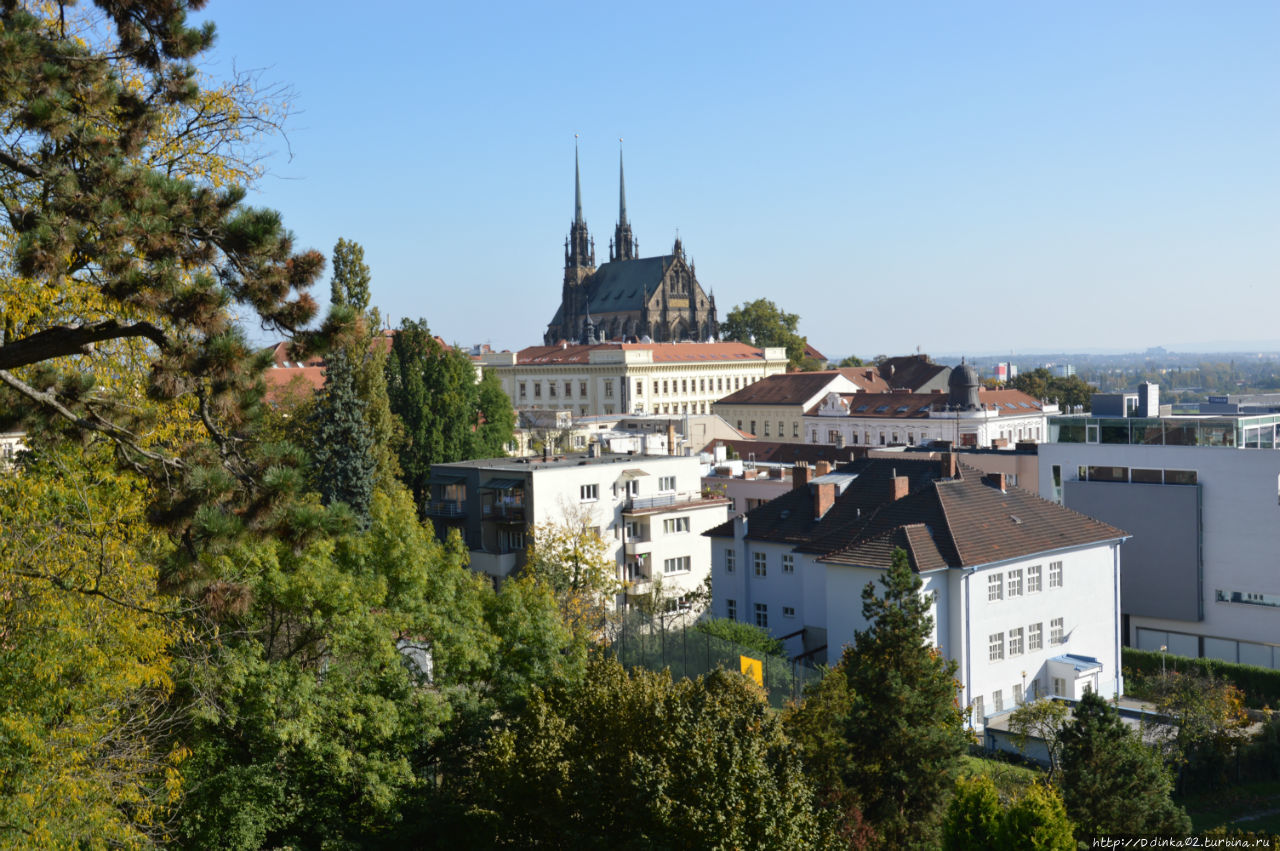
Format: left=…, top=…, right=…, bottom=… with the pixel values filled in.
left=196, top=1, right=1280, bottom=358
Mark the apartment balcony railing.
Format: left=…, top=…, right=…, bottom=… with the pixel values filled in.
left=483, top=502, right=525, bottom=522
left=623, top=492, right=730, bottom=515
left=424, top=500, right=466, bottom=518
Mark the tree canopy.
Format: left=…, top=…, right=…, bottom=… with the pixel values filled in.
left=722, top=298, right=811, bottom=369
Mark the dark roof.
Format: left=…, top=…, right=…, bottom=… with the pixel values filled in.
left=584, top=256, right=674, bottom=313
left=713, top=371, right=856, bottom=406
left=706, top=460, right=1126, bottom=572
left=701, top=439, right=862, bottom=466
left=879, top=355, right=951, bottom=392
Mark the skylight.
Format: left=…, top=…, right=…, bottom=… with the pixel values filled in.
left=875, top=405, right=889, bottom=413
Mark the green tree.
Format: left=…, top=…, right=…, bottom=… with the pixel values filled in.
left=722, top=298, right=809, bottom=369
left=330, top=237, right=372, bottom=313
left=464, top=657, right=836, bottom=849
left=1008, top=697, right=1071, bottom=780
left=1058, top=690, right=1191, bottom=838
left=796, top=548, right=970, bottom=848
left=694, top=616, right=786, bottom=657
left=474, top=369, right=517, bottom=458
left=838, top=354, right=866, bottom=367
left=309, top=347, right=375, bottom=527
left=385, top=318, right=514, bottom=514
left=998, top=783, right=1075, bottom=851
left=942, top=775, right=1002, bottom=851
left=523, top=509, right=621, bottom=642
left=1149, top=670, right=1251, bottom=790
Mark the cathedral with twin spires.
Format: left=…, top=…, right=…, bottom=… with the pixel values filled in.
left=543, top=145, right=719, bottom=345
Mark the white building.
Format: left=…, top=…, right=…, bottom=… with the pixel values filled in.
left=0, top=432, right=25, bottom=470
left=479, top=341, right=788, bottom=418
left=804, top=383, right=1052, bottom=450
left=1039, top=396, right=1280, bottom=669
left=427, top=452, right=729, bottom=612
left=708, top=456, right=1127, bottom=726
left=711, top=369, right=889, bottom=444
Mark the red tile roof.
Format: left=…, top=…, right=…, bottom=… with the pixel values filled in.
left=516, top=341, right=772, bottom=365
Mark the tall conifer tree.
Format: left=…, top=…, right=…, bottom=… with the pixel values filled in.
left=310, top=348, right=375, bottom=527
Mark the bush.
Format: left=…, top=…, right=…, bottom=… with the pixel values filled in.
left=1124, top=648, right=1280, bottom=709
left=694, top=617, right=786, bottom=658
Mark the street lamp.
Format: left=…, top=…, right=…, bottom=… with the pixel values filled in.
left=1160, top=645, right=1168, bottom=678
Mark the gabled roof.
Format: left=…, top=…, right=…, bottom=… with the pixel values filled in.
left=879, top=355, right=951, bottom=392
left=586, top=256, right=674, bottom=311
left=706, top=460, right=1126, bottom=572
left=835, top=367, right=892, bottom=393
left=713, top=371, right=857, bottom=406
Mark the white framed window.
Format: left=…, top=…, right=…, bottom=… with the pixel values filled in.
left=988, top=573, right=1003, bottom=602
left=726, top=599, right=737, bottom=621
left=663, top=556, right=691, bottom=574
left=663, top=517, right=690, bottom=534
left=1027, top=564, right=1042, bottom=593
left=604, top=380, right=613, bottom=398
left=1008, top=627, right=1024, bottom=656
left=518, top=382, right=526, bottom=399
left=783, top=605, right=796, bottom=618
left=1007, top=569, right=1023, bottom=598
left=1049, top=561, right=1063, bottom=588
left=782, top=554, right=795, bottom=574
left=1050, top=617, right=1064, bottom=645
left=580, top=381, right=587, bottom=397
left=753, top=552, right=767, bottom=577
left=1013, top=683, right=1023, bottom=706
left=972, top=695, right=984, bottom=722
left=658, top=475, right=676, bottom=492
left=1052, top=676, right=1066, bottom=696
left=755, top=603, right=768, bottom=628
left=725, top=549, right=735, bottom=573
left=992, top=689, right=1004, bottom=712
left=989, top=632, right=1004, bottom=662
left=1029, top=622, right=1043, bottom=651
left=580, top=484, right=599, bottom=502
left=792, top=422, right=799, bottom=438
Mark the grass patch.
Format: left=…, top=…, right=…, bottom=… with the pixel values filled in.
left=960, top=754, right=1044, bottom=799
left=1179, top=778, right=1280, bottom=834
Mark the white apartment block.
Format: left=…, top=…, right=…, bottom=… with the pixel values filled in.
left=708, top=457, right=1126, bottom=726
left=480, top=342, right=787, bottom=418
left=428, top=452, right=730, bottom=612
left=712, top=369, right=888, bottom=443
left=1040, top=398, right=1280, bottom=669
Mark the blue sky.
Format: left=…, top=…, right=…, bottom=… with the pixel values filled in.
left=194, top=1, right=1280, bottom=358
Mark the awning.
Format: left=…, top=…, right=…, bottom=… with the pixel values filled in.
left=618, top=468, right=650, bottom=481
left=481, top=478, right=525, bottom=491
left=428, top=473, right=465, bottom=485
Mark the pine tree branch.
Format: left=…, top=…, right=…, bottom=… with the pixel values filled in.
left=0, top=368, right=185, bottom=473
left=0, top=148, right=42, bottom=180
left=0, top=320, right=169, bottom=370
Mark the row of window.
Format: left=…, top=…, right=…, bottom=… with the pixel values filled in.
left=988, top=618, right=1064, bottom=661
left=810, top=427, right=1043, bottom=447
left=725, top=599, right=795, bottom=627
left=580, top=475, right=677, bottom=503
left=724, top=549, right=795, bottom=576
left=973, top=677, right=1072, bottom=719
left=519, top=379, right=614, bottom=400
left=663, top=556, right=691, bottom=574
left=987, top=562, right=1062, bottom=601
left=642, top=375, right=757, bottom=397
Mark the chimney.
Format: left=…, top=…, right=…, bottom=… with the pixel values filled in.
left=939, top=452, right=957, bottom=479
left=890, top=475, right=909, bottom=501
left=983, top=472, right=1008, bottom=492
left=813, top=481, right=836, bottom=519
left=667, top=422, right=677, bottom=456
left=815, top=460, right=832, bottom=476
left=792, top=461, right=811, bottom=490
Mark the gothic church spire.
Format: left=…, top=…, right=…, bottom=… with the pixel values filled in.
left=611, top=139, right=638, bottom=262
left=566, top=136, right=594, bottom=269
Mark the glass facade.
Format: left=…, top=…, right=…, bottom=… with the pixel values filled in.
left=1050, top=414, right=1280, bottom=449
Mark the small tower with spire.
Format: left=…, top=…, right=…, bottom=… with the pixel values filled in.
left=611, top=140, right=638, bottom=262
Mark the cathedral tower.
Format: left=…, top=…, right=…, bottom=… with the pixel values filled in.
left=611, top=142, right=638, bottom=262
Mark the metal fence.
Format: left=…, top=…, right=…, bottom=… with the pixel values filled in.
left=604, top=611, right=825, bottom=709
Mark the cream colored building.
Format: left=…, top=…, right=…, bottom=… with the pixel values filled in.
left=480, top=342, right=787, bottom=418
left=712, top=369, right=888, bottom=443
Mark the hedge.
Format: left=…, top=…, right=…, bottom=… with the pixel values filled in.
left=1123, top=647, right=1280, bottom=709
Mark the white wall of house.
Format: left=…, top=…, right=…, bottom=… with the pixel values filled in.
left=804, top=410, right=1047, bottom=450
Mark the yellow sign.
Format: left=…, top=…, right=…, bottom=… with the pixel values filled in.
left=739, top=655, right=763, bottom=687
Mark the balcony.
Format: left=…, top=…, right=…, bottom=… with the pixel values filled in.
left=623, top=492, right=731, bottom=516
left=624, top=539, right=652, bottom=557
left=483, top=502, right=525, bottom=522
left=469, top=550, right=519, bottom=578
left=424, top=500, right=467, bottom=518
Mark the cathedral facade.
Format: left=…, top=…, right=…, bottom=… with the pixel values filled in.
left=544, top=147, right=719, bottom=345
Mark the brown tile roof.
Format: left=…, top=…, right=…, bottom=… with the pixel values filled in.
left=706, top=460, right=1126, bottom=573
left=517, top=341, right=770, bottom=365
left=835, top=367, right=892, bottom=393
left=713, top=371, right=857, bottom=406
